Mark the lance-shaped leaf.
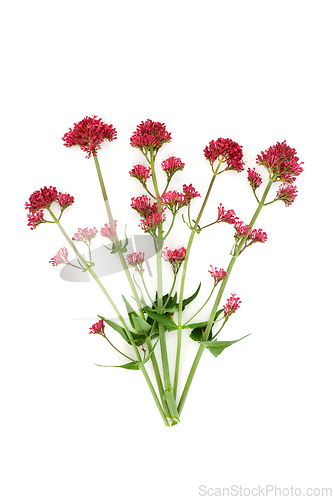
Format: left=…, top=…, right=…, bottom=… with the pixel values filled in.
left=98, top=315, right=130, bottom=344
left=132, top=315, right=151, bottom=333
left=178, top=282, right=201, bottom=311
left=143, top=306, right=178, bottom=331
left=98, top=315, right=146, bottom=346
left=94, top=361, right=140, bottom=370
left=122, top=295, right=139, bottom=329
left=201, top=334, right=251, bottom=357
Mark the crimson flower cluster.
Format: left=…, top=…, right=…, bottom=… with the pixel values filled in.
left=89, top=319, right=106, bottom=336
left=223, top=294, right=241, bottom=319
left=161, top=157, right=185, bottom=181
left=130, top=119, right=172, bottom=154
left=62, top=115, right=117, bottom=159
left=25, top=186, right=74, bottom=230
left=203, top=138, right=245, bottom=172
left=247, top=168, right=263, bottom=191
left=256, top=140, right=303, bottom=183
left=129, top=164, right=152, bottom=185
left=208, top=266, right=227, bottom=286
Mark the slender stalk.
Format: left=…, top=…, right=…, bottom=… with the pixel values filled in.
left=182, top=286, right=216, bottom=327
left=174, top=171, right=218, bottom=397
left=93, top=155, right=168, bottom=420
left=48, top=208, right=169, bottom=426
left=149, top=150, right=180, bottom=423
left=93, top=155, right=144, bottom=316
left=177, top=177, right=275, bottom=415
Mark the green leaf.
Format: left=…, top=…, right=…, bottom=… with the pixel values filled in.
left=132, top=315, right=151, bottom=333
left=143, top=306, right=178, bottom=331
left=94, top=361, right=140, bottom=370
left=122, top=295, right=139, bottom=329
left=201, top=334, right=251, bottom=357
left=189, top=327, right=203, bottom=342
left=98, top=315, right=130, bottom=344
left=180, top=282, right=201, bottom=310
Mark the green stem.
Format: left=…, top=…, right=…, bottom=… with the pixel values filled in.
left=48, top=208, right=169, bottom=426
left=182, top=286, right=216, bottom=327
left=149, top=150, right=180, bottom=423
left=174, top=171, right=218, bottom=398
left=93, top=155, right=170, bottom=422
left=93, top=155, right=144, bottom=317
left=177, top=177, right=275, bottom=415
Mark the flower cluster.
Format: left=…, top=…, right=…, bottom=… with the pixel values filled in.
left=101, top=222, right=117, bottom=242
left=127, top=252, right=145, bottom=274
left=234, top=220, right=251, bottom=239
left=204, top=138, right=245, bottom=172
left=256, top=140, right=303, bottom=183
left=161, top=156, right=185, bottom=180
left=72, top=227, right=98, bottom=245
left=131, top=195, right=159, bottom=218
left=129, top=164, right=152, bottom=184
left=25, top=186, right=74, bottom=230
left=275, top=183, right=298, bottom=207
left=49, top=247, right=69, bottom=267
left=89, top=319, right=106, bottom=336
left=159, top=190, right=188, bottom=213
left=162, top=247, right=186, bottom=274
left=247, top=168, right=263, bottom=190
left=247, top=228, right=268, bottom=244
left=223, top=293, right=241, bottom=319
left=130, top=119, right=172, bottom=154
left=182, top=184, right=200, bottom=202
left=208, top=266, right=227, bottom=286
left=62, top=116, right=117, bottom=159
left=140, top=212, right=165, bottom=234
left=217, top=204, right=239, bottom=225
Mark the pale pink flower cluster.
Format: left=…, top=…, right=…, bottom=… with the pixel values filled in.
left=101, top=221, right=117, bottom=241
left=126, top=252, right=145, bottom=273
left=72, top=227, right=98, bottom=244
left=49, top=247, right=69, bottom=266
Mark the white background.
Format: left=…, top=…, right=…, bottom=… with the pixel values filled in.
left=1, top=0, right=332, bottom=499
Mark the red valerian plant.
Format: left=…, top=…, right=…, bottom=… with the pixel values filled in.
left=26, top=115, right=303, bottom=426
